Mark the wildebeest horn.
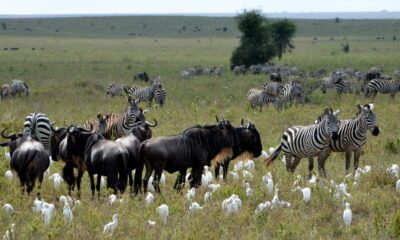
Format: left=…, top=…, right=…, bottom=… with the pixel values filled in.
left=145, top=119, right=158, bottom=127
left=240, top=118, right=244, bottom=127
left=1, top=128, right=13, bottom=139
left=78, top=123, right=93, bottom=132
left=216, top=115, right=220, bottom=122
left=143, top=109, right=149, bottom=114
left=50, top=122, right=57, bottom=132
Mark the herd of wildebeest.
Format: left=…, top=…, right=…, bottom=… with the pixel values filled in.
left=0, top=63, right=398, bottom=199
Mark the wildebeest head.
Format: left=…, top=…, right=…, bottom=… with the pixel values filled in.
left=357, top=103, right=379, bottom=136
left=67, top=124, right=94, bottom=158
left=130, top=119, right=157, bottom=141
left=127, top=96, right=145, bottom=122
left=96, top=113, right=110, bottom=136
left=235, top=119, right=263, bottom=159
left=50, top=124, right=67, bottom=161
left=215, top=116, right=236, bottom=149
left=0, top=128, right=24, bottom=156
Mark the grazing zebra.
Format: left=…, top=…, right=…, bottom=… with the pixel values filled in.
left=280, top=82, right=306, bottom=106
left=125, top=76, right=161, bottom=107
left=321, top=79, right=353, bottom=96
left=315, top=103, right=379, bottom=175
left=154, top=85, right=167, bottom=107
left=262, top=81, right=283, bottom=96
left=106, top=82, right=129, bottom=97
left=104, top=96, right=145, bottom=139
left=24, top=112, right=52, bottom=152
left=1, top=84, right=14, bottom=99
left=265, top=108, right=340, bottom=177
left=247, top=88, right=282, bottom=112
left=83, top=113, right=111, bottom=138
left=365, top=79, right=400, bottom=99
left=11, top=79, right=29, bottom=96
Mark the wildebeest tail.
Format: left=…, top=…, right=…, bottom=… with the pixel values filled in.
left=264, top=144, right=282, bottom=167
left=133, top=143, right=145, bottom=194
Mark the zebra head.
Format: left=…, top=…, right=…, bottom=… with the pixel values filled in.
left=322, top=108, right=341, bottom=141
left=357, top=103, right=379, bottom=136
left=96, top=113, right=110, bottom=137
left=127, top=96, right=145, bottom=123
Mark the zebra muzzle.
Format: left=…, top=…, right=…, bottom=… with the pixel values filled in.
left=331, top=132, right=339, bottom=141
left=372, top=126, right=380, bottom=136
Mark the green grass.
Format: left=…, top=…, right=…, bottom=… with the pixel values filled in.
left=0, top=17, right=400, bottom=239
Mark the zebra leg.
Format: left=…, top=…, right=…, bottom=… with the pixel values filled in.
left=308, top=157, right=314, bottom=179
left=354, top=149, right=361, bottom=171
left=284, top=153, right=292, bottom=172
left=317, top=148, right=330, bottom=178
left=345, top=151, right=352, bottom=173
left=290, top=157, right=301, bottom=173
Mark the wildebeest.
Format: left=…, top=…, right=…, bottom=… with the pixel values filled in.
left=0, top=129, right=49, bottom=196
left=10, top=79, right=29, bottom=96
left=134, top=117, right=237, bottom=194
left=214, top=120, right=263, bottom=179
left=84, top=113, right=110, bottom=138
left=67, top=125, right=128, bottom=196
left=134, top=72, right=149, bottom=82
left=1, top=84, right=14, bottom=99
left=116, top=119, right=157, bottom=193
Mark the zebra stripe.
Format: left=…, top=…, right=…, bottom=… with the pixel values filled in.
left=154, top=85, right=167, bottom=107
left=247, top=88, right=282, bottom=112
left=24, top=112, right=51, bottom=151
left=280, top=82, right=305, bottom=104
left=11, top=79, right=29, bottom=96
left=84, top=113, right=110, bottom=138
left=105, top=97, right=145, bottom=139
left=262, top=81, right=283, bottom=96
left=366, top=79, right=400, bottom=98
left=265, top=108, right=340, bottom=176
left=106, top=82, right=129, bottom=97
left=125, top=76, right=161, bottom=107
left=316, top=103, right=379, bottom=173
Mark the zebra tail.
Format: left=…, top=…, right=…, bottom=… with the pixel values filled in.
left=264, top=144, right=282, bottom=167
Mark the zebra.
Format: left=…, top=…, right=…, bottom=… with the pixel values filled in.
left=11, top=79, right=29, bottom=96
left=315, top=103, right=379, bottom=175
left=83, top=113, right=110, bottom=138
left=265, top=108, right=341, bottom=177
left=154, top=85, right=167, bottom=107
left=124, top=76, right=161, bottom=107
left=262, top=81, right=283, bottom=96
left=1, top=84, right=14, bottom=99
left=24, top=112, right=52, bottom=152
left=321, top=79, right=354, bottom=97
left=280, top=82, right=306, bottom=106
left=365, top=79, right=400, bottom=99
left=104, top=96, right=145, bottom=139
left=106, top=82, right=129, bottom=97
left=247, top=88, right=282, bottom=112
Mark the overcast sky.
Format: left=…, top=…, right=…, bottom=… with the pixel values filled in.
left=1, top=0, right=398, bottom=15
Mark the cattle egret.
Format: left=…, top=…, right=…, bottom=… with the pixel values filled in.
left=293, top=187, right=311, bottom=203
left=338, top=183, right=352, bottom=199
left=145, top=192, right=154, bottom=207
left=41, top=203, right=55, bottom=225
left=100, top=176, right=106, bottom=188
left=157, top=204, right=169, bottom=224
left=308, top=174, right=318, bottom=185
left=362, top=165, right=371, bottom=174
left=4, top=150, right=11, bottom=160
left=269, top=147, right=275, bottom=154
left=396, top=179, right=400, bottom=193
left=201, top=166, right=213, bottom=187
left=103, top=214, right=119, bottom=235
left=260, top=150, right=268, bottom=159
left=204, top=192, right=212, bottom=202
left=3, top=230, right=9, bottom=240
left=185, top=188, right=196, bottom=201
left=343, top=202, right=352, bottom=227
left=160, top=173, right=166, bottom=185
left=4, top=170, right=12, bottom=181
left=255, top=201, right=271, bottom=214
left=2, top=204, right=13, bottom=217
left=63, top=203, right=73, bottom=224
left=108, top=194, right=117, bottom=206
left=271, top=187, right=291, bottom=208
left=147, top=176, right=156, bottom=192
left=229, top=171, right=239, bottom=182
left=292, top=175, right=304, bottom=188
left=147, top=220, right=156, bottom=227
left=233, top=161, right=244, bottom=172
left=244, top=160, right=255, bottom=171
left=73, top=200, right=81, bottom=211
left=262, top=173, right=274, bottom=194
left=242, top=170, right=253, bottom=181
left=32, top=198, right=44, bottom=213
left=245, top=182, right=253, bottom=197
left=189, top=202, right=203, bottom=214
left=387, top=164, right=399, bottom=178
left=354, top=168, right=362, bottom=182
left=10, top=224, right=15, bottom=239
left=208, top=184, right=221, bottom=193
left=222, top=194, right=242, bottom=215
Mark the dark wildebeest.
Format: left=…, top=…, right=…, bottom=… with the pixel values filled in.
left=214, top=119, right=263, bottom=179
left=115, top=119, right=157, bottom=193
left=67, top=125, right=128, bottom=197
left=0, top=129, right=49, bottom=196
left=134, top=117, right=237, bottom=194
left=134, top=72, right=150, bottom=82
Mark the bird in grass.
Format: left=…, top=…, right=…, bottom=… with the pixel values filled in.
left=103, top=214, right=119, bottom=235
left=343, top=202, right=352, bottom=227
left=145, top=192, right=154, bottom=207
left=221, top=194, right=242, bottom=215
left=245, top=182, right=253, bottom=197
left=157, top=204, right=169, bottom=224
left=204, top=192, right=212, bottom=202
left=147, top=220, right=156, bottom=227
left=293, top=186, right=311, bottom=203
left=41, top=203, right=55, bottom=226
left=2, top=204, right=13, bottom=217
left=188, top=202, right=203, bottom=214
left=255, top=201, right=271, bottom=214
left=262, top=173, right=274, bottom=194
left=32, top=198, right=44, bottom=214
left=4, top=170, right=12, bottom=181
left=185, top=188, right=196, bottom=201
left=396, top=179, right=400, bottom=193
left=229, top=171, right=239, bottom=182
left=63, top=202, right=73, bottom=225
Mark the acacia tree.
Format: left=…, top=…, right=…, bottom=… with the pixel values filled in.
left=271, top=19, right=297, bottom=59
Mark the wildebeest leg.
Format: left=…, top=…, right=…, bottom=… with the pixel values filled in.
left=143, top=165, right=153, bottom=193
left=214, top=164, right=221, bottom=179
left=174, top=169, right=187, bottom=192
left=19, top=173, right=26, bottom=196
left=173, top=173, right=181, bottom=191
left=38, top=173, right=44, bottom=197
left=345, top=151, right=352, bottom=173
left=152, top=171, right=162, bottom=194
left=223, top=158, right=230, bottom=179
left=96, top=174, right=101, bottom=197
left=128, top=171, right=133, bottom=194
left=88, top=172, right=96, bottom=198
left=354, top=149, right=361, bottom=172
left=190, top=167, right=202, bottom=188
left=308, top=157, right=314, bottom=179
left=76, top=169, right=84, bottom=198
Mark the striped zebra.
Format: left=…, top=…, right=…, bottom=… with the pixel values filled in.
left=24, top=112, right=52, bottom=152
left=84, top=113, right=111, bottom=138
left=280, top=82, right=306, bottom=106
left=321, top=79, right=353, bottom=96
left=125, top=76, right=161, bottom=107
left=247, top=88, right=282, bottom=112
left=315, top=103, right=379, bottom=175
left=265, top=108, right=340, bottom=177
left=365, top=79, right=400, bottom=99
left=262, top=81, right=283, bottom=96
left=106, top=82, right=129, bottom=97
left=154, top=85, right=167, bottom=107
left=11, top=79, right=29, bottom=96
left=104, top=96, right=145, bottom=139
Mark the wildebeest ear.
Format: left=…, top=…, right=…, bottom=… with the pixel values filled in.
left=216, top=115, right=219, bottom=122
left=356, top=104, right=363, bottom=111
left=240, top=118, right=244, bottom=127
left=96, top=113, right=102, bottom=119
left=105, top=114, right=111, bottom=120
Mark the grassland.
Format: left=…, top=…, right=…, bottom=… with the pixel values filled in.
left=0, top=16, right=400, bottom=239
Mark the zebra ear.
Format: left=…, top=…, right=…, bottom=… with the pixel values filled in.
left=368, top=103, right=374, bottom=110
left=333, top=110, right=340, bottom=116
left=127, top=95, right=132, bottom=102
